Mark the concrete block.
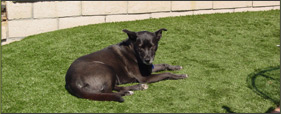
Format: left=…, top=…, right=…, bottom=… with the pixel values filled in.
left=191, top=1, right=213, bottom=10
left=171, top=11, right=194, bottom=16
left=82, top=1, right=127, bottom=15
left=128, top=1, right=170, bottom=13
left=213, top=1, right=252, bottom=9
left=234, top=7, right=274, bottom=12
left=172, top=1, right=212, bottom=11
left=57, top=1, right=81, bottom=17
left=33, top=1, right=57, bottom=18
left=273, top=6, right=280, bottom=10
left=213, top=9, right=234, bottom=13
left=253, top=1, right=280, bottom=7
left=6, top=1, right=32, bottom=19
left=193, top=10, right=214, bottom=15
left=171, top=1, right=190, bottom=11
left=193, top=9, right=234, bottom=15
left=8, top=19, right=57, bottom=38
left=151, top=11, right=193, bottom=18
left=34, top=1, right=81, bottom=18
left=59, top=16, right=105, bottom=29
left=2, top=22, right=7, bottom=39
left=106, top=14, right=150, bottom=22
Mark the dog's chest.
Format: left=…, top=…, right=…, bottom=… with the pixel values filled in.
left=124, top=66, right=135, bottom=78
left=115, top=66, right=138, bottom=84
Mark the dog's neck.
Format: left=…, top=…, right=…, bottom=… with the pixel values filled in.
left=117, top=38, right=137, bottom=61
left=118, top=38, right=145, bottom=64
left=137, top=58, right=153, bottom=76
left=118, top=38, right=134, bottom=50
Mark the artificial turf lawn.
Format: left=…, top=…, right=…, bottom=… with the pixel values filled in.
left=1, top=10, right=280, bottom=113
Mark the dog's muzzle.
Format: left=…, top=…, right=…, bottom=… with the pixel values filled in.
left=143, top=59, right=153, bottom=65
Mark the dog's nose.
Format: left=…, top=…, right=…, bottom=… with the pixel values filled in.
left=144, top=59, right=150, bottom=63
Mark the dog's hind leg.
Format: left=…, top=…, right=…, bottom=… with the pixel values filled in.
left=152, top=64, right=182, bottom=72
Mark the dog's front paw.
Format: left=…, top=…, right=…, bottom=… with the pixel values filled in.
left=124, top=91, right=134, bottom=96
left=181, top=74, right=188, bottom=78
left=140, top=84, right=148, bottom=90
left=168, top=65, right=183, bottom=71
left=174, top=74, right=188, bottom=79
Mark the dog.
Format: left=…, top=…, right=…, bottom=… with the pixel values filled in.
left=65, top=28, right=188, bottom=102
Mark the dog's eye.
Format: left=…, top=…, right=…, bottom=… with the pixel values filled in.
left=139, top=48, right=144, bottom=52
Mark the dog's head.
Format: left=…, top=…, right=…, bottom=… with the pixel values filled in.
left=123, top=28, right=167, bottom=65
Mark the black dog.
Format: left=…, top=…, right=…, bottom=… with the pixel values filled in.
left=65, top=28, right=188, bottom=102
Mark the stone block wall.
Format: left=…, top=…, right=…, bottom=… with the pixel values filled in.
left=1, top=1, right=280, bottom=45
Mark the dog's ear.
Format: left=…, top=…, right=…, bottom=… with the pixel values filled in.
left=123, top=29, right=137, bottom=41
left=155, top=28, right=167, bottom=40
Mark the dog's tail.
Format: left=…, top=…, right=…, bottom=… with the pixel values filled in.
left=66, top=84, right=124, bottom=102
left=81, top=92, right=124, bottom=102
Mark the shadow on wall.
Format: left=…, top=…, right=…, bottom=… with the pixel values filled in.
left=222, top=65, right=280, bottom=113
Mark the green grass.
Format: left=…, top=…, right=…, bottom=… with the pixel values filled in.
left=2, top=10, right=280, bottom=113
